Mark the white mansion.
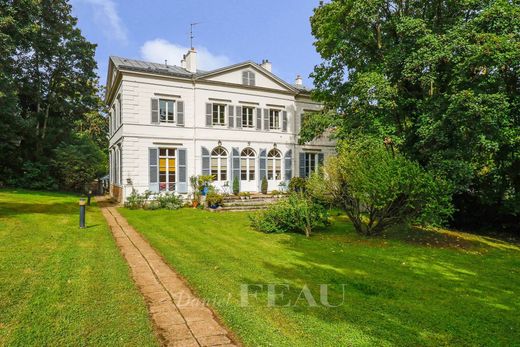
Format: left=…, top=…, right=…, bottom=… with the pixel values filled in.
left=106, top=48, right=335, bottom=202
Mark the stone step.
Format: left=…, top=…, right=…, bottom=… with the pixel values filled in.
left=223, top=200, right=275, bottom=207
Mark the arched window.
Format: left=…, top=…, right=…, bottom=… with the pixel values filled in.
left=240, top=148, right=256, bottom=181
left=267, top=149, right=282, bottom=180
left=211, top=146, right=228, bottom=181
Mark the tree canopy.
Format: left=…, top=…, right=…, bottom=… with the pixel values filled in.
left=0, top=0, right=107, bottom=191
left=308, top=0, right=520, bottom=231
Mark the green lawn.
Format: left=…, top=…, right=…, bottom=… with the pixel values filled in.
left=120, top=208, right=520, bottom=347
left=0, top=190, right=157, bottom=346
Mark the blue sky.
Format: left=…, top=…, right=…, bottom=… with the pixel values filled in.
left=71, top=0, right=322, bottom=88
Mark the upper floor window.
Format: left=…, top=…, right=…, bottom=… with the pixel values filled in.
left=242, top=107, right=254, bottom=128
left=242, top=71, right=255, bottom=86
left=212, top=104, right=226, bottom=126
left=159, top=99, right=175, bottom=123
left=269, top=109, right=280, bottom=130
left=117, top=94, right=122, bottom=125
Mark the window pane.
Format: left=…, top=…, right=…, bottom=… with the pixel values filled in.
left=160, top=100, right=166, bottom=122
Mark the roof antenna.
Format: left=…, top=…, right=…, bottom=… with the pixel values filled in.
left=190, top=22, right=200, bottom=49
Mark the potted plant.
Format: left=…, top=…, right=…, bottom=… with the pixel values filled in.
left=198, top=175, right=214, bottom=196
left=232, top=176, right=239, bottom=195
left=261, top=176, right=268, bottom=195
left=239, top=191, right=246, bottom=200
left=206, top=192, right=223, bottom=209
left=245, top=192, right=251, bottom=200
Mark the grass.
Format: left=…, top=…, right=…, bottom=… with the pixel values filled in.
left=119, top=208, right=520, bottom=347
left=0, top=190, right=157, bottom=346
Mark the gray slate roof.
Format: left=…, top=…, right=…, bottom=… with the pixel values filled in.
left=110, top=56, right=207, bottom=78
left=109, top=56, right=311, bottom=92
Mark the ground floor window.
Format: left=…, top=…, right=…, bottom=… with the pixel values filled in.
left=159, top=148, right=176, bottom=191
left=211, top=146, right=228, bottom=181
left=267, top=149, right=282, bottom=180
left=304, top=152, right=318, bottom=177
left=241, top=148, right=255, bottom=180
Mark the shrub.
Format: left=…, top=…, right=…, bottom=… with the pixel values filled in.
left=9, top=162, right=59, bottom=190
left=206, top=192, right=224, bottom=208
left=288, top=177, right=307, bottom=193
left=307, top=140, right=453, bottom=236
left=261, top=176, right=268, bottom=194
left=233, top=176, right=239, bottom=195
left=250, top=193, right=329, bottom=237
left=124, top=189, right=151, bottom=209
left=53, top=134, right=106, bottom=192
left=156, top=192, right=183, bottom=210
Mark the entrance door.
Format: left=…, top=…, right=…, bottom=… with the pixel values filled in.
left=240, top=148, right=256, bottom=192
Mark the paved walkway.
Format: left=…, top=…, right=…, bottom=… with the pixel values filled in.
left=98, top=199, right=238, bottom=347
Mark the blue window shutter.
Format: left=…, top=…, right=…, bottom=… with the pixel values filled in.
left=177, top=148, right=187, bottom=193
left=228, top=105, right=234, bottom=128
left=299, top=152, right=306, bottom=178
left=177, top=101, right=184, bottom=126
left=263, top=109, right=269, bottom=130
left=282, top=111, right=288, bottom=132
left=259, top=148, right=267, bottom=189
left=151, top=98, right=159, bottom=124
left=149, top=148, right=159, bottom=192
left=206, top=103, right=212, bottom=126
left=232, top=147, right=240, bottom=189
left=201, top=147, right=210, bottom=175
left=284, top=150, right=292, bottom=181
left=256, top=108, right=262, bottom=130
left=236, top=106, right=242, bottom=128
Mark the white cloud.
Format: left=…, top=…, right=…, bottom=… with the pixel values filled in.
left=76, top=0, right=127, bottom=43
left=140, top=39, right=231, bottom=71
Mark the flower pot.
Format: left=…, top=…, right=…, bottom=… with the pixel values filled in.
left=201, top=186, right=209, bottom=196
left=192, top=201, right=199, bottom=208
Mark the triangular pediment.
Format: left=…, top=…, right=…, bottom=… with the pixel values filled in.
left=197, top=62, right=297, bottom=93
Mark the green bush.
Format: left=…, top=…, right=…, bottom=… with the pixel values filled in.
left=288, top=177, right=307, bottom=193
left=261, top=176, right=268, bottom=194
left=206, top=192, right=224, bottom=208
left=155, top=192, right=183, bottom=210
left=53, top=134, right=106, bottom=192
left=233, top=176, right=239, bottom=195
left=307, top=139, right=453, bottom=236
left=124, top=189, right=151, bottom=209
left=8, top=162, right=59, bottom=190
left=250, top=193, right=329, bottom=237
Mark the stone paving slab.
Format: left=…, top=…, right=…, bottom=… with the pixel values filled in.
left=97, top=198, right=239, bottom=347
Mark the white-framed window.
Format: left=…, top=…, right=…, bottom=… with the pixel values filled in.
left=112, top=105, right=116, bottom=132
left=242, top=71, right=255, bottom=86
left=242, top=107, right=254, bottom=128
left=240, top=148, right=256, bottom=181
left=117, top=94, right=122, bottom=125
left=211, top=146, right=228, bottom=181
left=159, top=148, right=176, bottom=191
left=212, top=104, right=226, bottom=126
left=269, top=109, right=280, bottom=129
left=267, top=149, right=282, bottom=180
left=159, top=99, right=175, bottom=123
left=304, top=153, right=318, bottom=177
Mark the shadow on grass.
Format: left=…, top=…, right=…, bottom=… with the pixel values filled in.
left=237, top=216, right=520, bottom=345
left=0, top=202, right=82, bottom=216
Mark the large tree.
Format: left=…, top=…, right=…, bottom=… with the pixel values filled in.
left=0, top=0, right=107, bottom=190
left=308, top=0, right=520, bottom=231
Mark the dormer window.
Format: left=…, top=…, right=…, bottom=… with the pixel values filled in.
left=242, top=71, right=255, bottom=86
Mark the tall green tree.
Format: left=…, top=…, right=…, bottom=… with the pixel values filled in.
left=308, top=0, right=520, bottom=230
left=0, top=0, right=106, bottom=190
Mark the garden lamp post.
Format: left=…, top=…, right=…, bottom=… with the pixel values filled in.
left=79, top=199, right=86, bottom=228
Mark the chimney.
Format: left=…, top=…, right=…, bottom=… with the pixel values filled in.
left=185, top=48, right=197, bottom=73
left=260, top=59, right=272, bottom=72
left=295, top=74, right=303, bottom=87
left=180, top=54, right=187, bottom=69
